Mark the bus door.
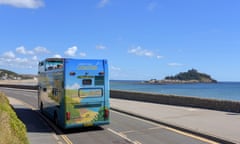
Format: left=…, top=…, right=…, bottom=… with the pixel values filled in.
left=64, top=59, right=109, bottom=127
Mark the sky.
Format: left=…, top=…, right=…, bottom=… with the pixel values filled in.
left=0, top=0, right=240, bottom=81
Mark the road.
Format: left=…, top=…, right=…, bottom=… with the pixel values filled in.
left=0, top=87, right=218, bottom=144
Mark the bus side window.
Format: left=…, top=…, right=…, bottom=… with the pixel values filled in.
left=48, top=66, right=54, bottom=70
left=57, top=64, right=63, bottom=69
left=39, top=62, right=44, bottom=66
left=52, top=88, right=59, bottom=96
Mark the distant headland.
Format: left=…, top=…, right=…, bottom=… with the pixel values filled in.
left=0, top=69, right=36, bottom=80
left=145, top=69, right=217, bottom=84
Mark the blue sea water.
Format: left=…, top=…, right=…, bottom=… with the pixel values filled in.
left=110, top=80, right=240, bottom=101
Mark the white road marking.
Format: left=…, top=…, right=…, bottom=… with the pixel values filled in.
left=111, top=110, right=219, bottom=144
left=53, top=134, right=64, bottom=144
left=23, top=93, right=34, bottom=97
left=121, top=130, right=136, bottom=134
left=148, top=126, right=163, bottom=130
left=107, top=128, right=142, bottom=144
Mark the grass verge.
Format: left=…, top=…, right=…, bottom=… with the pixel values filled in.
left=0, top=92, right=29, bottom=144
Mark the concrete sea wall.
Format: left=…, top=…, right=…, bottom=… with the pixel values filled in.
left=110, top=90, right=240, bottom=113
left=1, top=84, right=240, bottom=113
left=0, top=84, right=38, bottom=90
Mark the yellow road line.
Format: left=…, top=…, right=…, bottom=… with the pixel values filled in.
left=164, top=127, right=219, bottom=144
left=61, top=135, right=73, bottom=144
left=38, top=112, right=73, bottom=144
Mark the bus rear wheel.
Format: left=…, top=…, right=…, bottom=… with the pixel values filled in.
left=54, top=112, right=58, bottom=126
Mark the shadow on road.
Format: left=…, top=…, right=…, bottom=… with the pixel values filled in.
left=15, top=107, right=105, bottom=135
left=62, top=126, right=104, bottom=134
left=14, top=108, right=53, bottom=133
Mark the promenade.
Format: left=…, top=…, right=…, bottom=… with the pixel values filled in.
left=111, top=98, right=240, bottom=144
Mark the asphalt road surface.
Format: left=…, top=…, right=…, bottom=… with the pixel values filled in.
left=0, top=87, right=218, bottom=144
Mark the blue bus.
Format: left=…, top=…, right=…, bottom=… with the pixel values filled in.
left=38, top=58, right=110, bottom=129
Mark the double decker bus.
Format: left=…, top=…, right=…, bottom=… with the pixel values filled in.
left=38, top=58, right=110, bottom=129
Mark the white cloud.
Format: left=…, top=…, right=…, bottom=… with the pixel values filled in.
left=168, top=62, right=184, bottom=67
left=53, top=54, right=62, bottom=58
left=128, top=46, right=154, bottom=57
left=157, top=55, right=163, bottom=59
left=0, top=46, right=47, bottom=69
left=109, top=66, right=124, bottom=80
left=0, top=56, right=38, bottom=69
left=66, top=83, right=80, bottom=90
left=64, top=46, right=78, bottom=57
left=16, top=46, right=26, bottom=54
left=79, top=52, right=86, bottom=57
left=98, top=0, right=109, bottom=8
left=15, top=57, right=28, bottom=63
left=3, top=51, right=15, bottom=59
left=147, top=2, right=158, bottom=11
left=34, top=46, right=50, bottom=54
left=96, top=44, right=106, bottom=50
left=32, top=55, right=38, bottom=61
left=111, top=66, right=121, bottom=71
left=16, top=46, right=34, bottom=55
left=0, top=0, right=44, bottom=9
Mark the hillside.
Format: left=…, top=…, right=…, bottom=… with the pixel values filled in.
left=146, top=69, right=217, bottom=84
left=0, top=69, right=36, bottom=80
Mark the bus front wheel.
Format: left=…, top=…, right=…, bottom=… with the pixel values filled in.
left=40, top=102, right=43, bottom=113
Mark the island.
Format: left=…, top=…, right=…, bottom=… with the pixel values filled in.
left=145, top=69, right=217, bottom=84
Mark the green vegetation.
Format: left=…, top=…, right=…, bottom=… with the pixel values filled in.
left=0, top=92, right=29, bottom=144
left=0, top=69, right=36, bottom=80
left=165, top=69, right=217, bottom=83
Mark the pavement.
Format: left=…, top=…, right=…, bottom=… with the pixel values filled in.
left=8, top=96, right=240, bottom=144
left=110, top=98, right=240, bottom=144
left=8, top=97, right=63, bottom=144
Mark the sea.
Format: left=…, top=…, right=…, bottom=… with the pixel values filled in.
left=110, top=80, right=240, bottom=102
